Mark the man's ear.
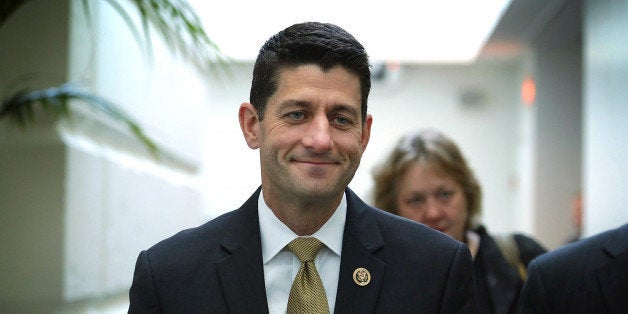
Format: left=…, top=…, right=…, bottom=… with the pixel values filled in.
left=360, top=113, right=373, bottom=152
left=239, top=102, right=261, bottom=149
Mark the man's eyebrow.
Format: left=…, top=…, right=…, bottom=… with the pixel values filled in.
left=277, top=99, right=311, bottom=111
left=329, top=104, right=359, bottom=118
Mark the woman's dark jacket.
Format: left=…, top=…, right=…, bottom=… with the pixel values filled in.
left=472, top=225, right=547, bottom=314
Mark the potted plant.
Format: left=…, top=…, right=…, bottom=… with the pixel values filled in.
left=0, top=0, right=230, bottom=156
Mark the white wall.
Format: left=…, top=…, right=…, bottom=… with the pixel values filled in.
left=583, top=0, right=628, bottom=236
left=61, top=0, right=213, bottom=304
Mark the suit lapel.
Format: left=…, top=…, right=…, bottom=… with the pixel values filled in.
left=334, top=189, right=386, bottom=313
left=216, top=188, right=269, bottom=314
left=596, top=224, right=628, bottom=313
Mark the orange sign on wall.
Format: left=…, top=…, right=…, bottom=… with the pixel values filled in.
left=521, top=76, right=536, bottom=107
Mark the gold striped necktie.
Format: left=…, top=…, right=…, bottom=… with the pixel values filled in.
left=286, top=237, right=330, bottom=314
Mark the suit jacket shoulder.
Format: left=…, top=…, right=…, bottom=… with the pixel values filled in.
left=129, top=189, right=267, bottom=313
left=518, top=223, right=628, bottom=314
left=140, top=188, right=261, bottom=268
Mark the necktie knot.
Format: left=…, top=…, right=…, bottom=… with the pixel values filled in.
left=288, top=237, right=324, bottom=263
left=286, top=237, right=329, bottom=314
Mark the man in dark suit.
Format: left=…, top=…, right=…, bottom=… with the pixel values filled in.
left=518, top=223, right=628, bottom=313
left=129, top=21, right=477, bottom=313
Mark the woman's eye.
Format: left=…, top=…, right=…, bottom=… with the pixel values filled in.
left=437, top=190, right=454, bottom=201
left=406, top=196, right=425, bottom=206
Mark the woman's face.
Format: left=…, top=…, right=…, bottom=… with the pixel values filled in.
left=395, top=162, right=469, bottom=242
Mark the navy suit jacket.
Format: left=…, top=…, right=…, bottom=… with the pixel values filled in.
left=129, top=188, right=477, bottom=313
left=517, top=223, right=628, bottom=313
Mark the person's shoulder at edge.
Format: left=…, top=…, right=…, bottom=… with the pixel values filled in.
left=144, top=189, right=262, bottom=255
left=529, top=224, right=624, bottom=271
left=138, top=193, right=263, bottom=271
left=139, top=210, right=236, bottom=264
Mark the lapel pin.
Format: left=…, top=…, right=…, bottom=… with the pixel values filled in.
left=353, top=267, right=371, bottom=286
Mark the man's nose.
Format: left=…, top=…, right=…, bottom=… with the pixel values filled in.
left=302, top=115, right=333, bottom=151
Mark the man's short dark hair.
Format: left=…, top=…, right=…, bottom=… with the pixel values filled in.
left=249, top=22, right=371, bottom=122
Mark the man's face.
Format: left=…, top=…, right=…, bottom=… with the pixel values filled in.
left=241, top=64, right=372, bottom=204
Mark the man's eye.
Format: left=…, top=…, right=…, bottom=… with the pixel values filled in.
left=287, top=112, right=306, bottom=120
left=332, top=116, right=352, bottom=126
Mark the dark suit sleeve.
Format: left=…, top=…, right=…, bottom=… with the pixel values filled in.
left=517, top=260, right=549, bottom=314
left=129, top=251, right=160, bottom=314
left=441, top=242, right=478, bottom=313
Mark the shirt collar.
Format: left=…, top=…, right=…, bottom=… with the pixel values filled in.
left=259, top=189, right=346, bottom=264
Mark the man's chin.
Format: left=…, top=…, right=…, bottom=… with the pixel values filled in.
left=294, top=183, right=344, bottom=200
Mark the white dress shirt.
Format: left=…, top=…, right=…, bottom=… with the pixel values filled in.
left=259, top=189, right=346, bottom=314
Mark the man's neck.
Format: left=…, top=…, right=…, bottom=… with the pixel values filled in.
left=263, top=191, right=343, bottom=236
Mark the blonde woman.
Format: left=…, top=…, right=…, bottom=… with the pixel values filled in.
left=372, top=129, right=546, bottom=314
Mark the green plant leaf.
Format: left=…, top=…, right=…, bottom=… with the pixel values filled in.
left=0, top=83, right=160, bottom=156
left=114, top=0, right=232, bottom=77
left=1, top=0, right=232, bottom=156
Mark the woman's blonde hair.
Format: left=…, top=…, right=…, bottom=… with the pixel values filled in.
left=372, top=129, right=482, bottom=230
